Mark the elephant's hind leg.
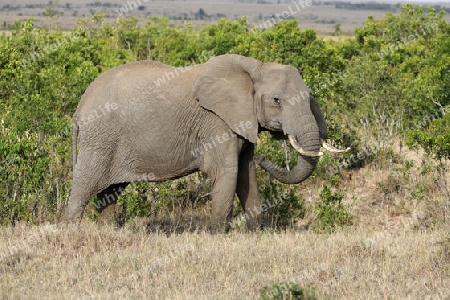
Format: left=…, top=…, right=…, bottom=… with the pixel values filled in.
left=63, top=155, right=114, bottom=224
left=236, top=144, right=262, bottom=231
left=63, top=176, right=99, bottom=224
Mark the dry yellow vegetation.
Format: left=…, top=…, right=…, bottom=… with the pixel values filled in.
left=1, top=220, right=449, bottom=299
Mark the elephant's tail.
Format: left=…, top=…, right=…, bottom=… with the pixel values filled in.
left=72, top=120, right=78, bottom=171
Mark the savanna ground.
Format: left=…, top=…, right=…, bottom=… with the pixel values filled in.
left=2, top=1, right=450, bottom=299
left=0, top=223, right=449, bottom=299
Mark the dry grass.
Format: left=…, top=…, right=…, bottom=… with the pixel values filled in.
left=1, top=221, right=449, bottom=299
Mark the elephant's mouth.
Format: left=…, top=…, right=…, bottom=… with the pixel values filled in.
left=269, top=131, right=286, bottom=140
left=288, top=135, right=323, bottom=157
left=320, top=139, right=352, bottom=154
left=289, top=135, right=350, bottom=157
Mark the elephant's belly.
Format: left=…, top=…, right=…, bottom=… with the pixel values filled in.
left=118, top=140, right=202, bottom=183
left=135, top=158, right=200, bottom=182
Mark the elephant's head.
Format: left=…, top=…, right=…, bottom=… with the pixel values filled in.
left=193, top=54, right=348, bottom=184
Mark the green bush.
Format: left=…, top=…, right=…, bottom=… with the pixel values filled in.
left=0, top=127, right=70, bottom=224
left=259, top=282, right=318, bottom=300
left=259, top=181, right=306, bottom=229
left=312, top=184, right=352, bottom=233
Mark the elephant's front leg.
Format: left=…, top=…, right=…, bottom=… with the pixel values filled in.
left=204, top=144, right=240, bottom=233
left=209, top=167, right=238, bottom=233
left=237, top=144, right=262, bottom=230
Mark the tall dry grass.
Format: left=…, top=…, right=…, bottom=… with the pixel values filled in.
left=1, top=221, right=449, bottom=299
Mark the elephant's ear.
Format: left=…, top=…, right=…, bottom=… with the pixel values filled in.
left=310, top=95, right=327, bottom=138
left=193, top=54, right=262, bottom=144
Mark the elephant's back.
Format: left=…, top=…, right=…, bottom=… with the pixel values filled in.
left=78, top=61, right=201, bottom=118
left=76, top=62, right=150, bottom=106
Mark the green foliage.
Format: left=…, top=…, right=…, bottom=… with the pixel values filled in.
left=112, top=174, right=211, bottom=225
left=344, top=5, right=450, bottom=134
left=355, top=5, right=443, bottom=46
left=259, top=282, right=318, bottom=300
left=0, top=19, right=100, bottom=134
left=259, top=181, right=305, bottom=229
left=407, top=112, right=450, bottom=160
left=312, top=185, right=352, bottom=233
left=0, top=126, right=70, bottom=225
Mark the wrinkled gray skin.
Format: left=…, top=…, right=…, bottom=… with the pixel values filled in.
left=63, top=54, right=327, bottom=231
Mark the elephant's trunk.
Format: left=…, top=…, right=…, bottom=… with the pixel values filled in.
left=255, top=153, right=319, bottom=184
left=255, top=119, right=322, bottom=184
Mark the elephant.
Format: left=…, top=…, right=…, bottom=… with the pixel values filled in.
left=63, top=54, right=348, bottom=231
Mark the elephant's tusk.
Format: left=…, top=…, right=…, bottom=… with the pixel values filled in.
left=288, top=135, right=323, bottom=157
left=321, top=139, right=351, bottom=154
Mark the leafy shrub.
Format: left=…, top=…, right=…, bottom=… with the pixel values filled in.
left=312, top=185, right=352, bottom=233
left=259, top=282, right=318, bottom=300
left=259, top=181, right=306, bottom=229
left=0, top=126, right=70, bottom=224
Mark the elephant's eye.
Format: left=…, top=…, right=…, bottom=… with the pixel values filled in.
left=273, top=97, right=281, bottom=104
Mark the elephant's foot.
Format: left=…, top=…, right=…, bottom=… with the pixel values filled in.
left=61, top=202, right=84, bottom=225
left=210, top=219, right=231, bottom=234
left=246, top=216, right=262, bottom=231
